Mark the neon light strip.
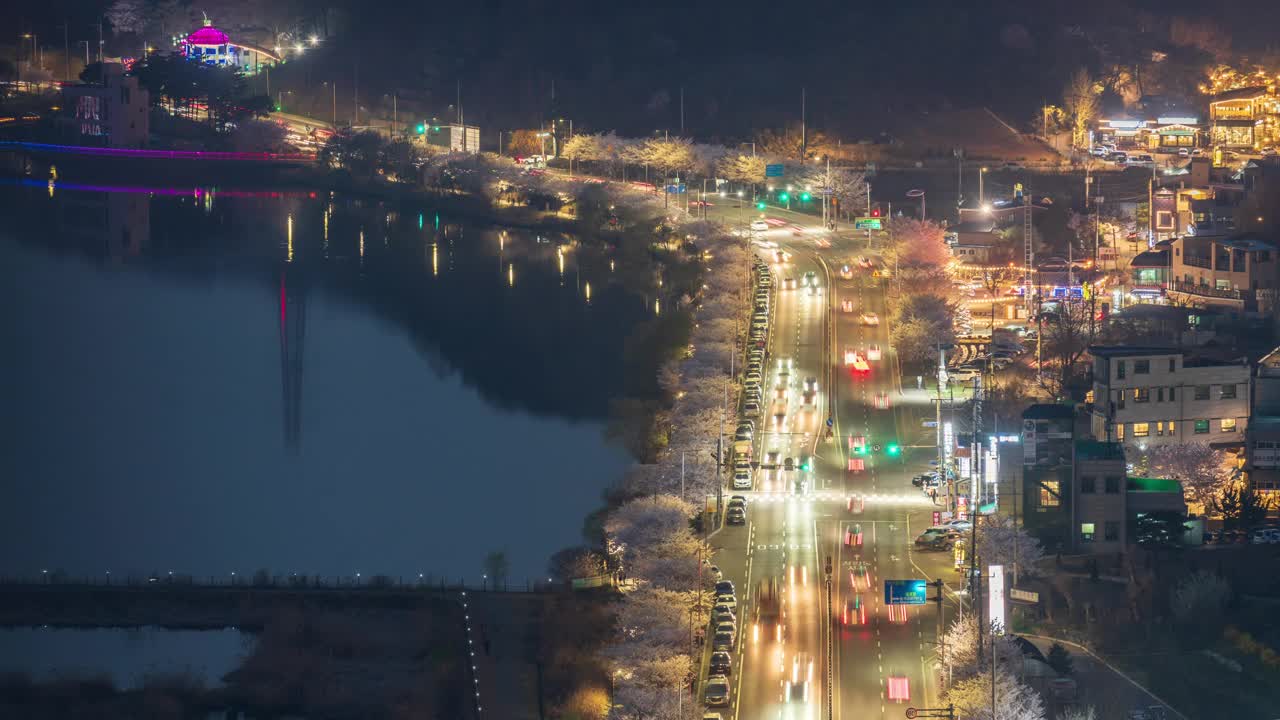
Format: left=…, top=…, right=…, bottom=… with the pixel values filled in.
left=0, top=141, right=315, bottom=162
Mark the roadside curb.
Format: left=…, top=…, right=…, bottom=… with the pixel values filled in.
left=1018, top=633, right=1189, bottom=720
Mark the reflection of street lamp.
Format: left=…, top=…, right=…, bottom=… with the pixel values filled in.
left=536, top=132, right=550, bottom=160
left=979, top=166, right=988, bottom=205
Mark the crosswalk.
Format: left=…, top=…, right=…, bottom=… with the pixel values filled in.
left=740, top=491, right=934, bottom=506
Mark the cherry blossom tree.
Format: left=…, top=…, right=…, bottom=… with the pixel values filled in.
left=885, top=217, right=951, bottom=270
left=977, top=515, right=1045, bottom=581
left=1135, top=442, right=1232, bottom=507
left=606, top=496, right=696, bottom=553
left=946, top=669, right=1046, bottom=720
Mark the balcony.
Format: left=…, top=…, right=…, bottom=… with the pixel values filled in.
left=1181, top=255, right=1213, bottom=269
left=1169, top=279, right=1243, bottom=300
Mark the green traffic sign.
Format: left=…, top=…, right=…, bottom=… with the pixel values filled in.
left=854, top=217, right=883, bottom=231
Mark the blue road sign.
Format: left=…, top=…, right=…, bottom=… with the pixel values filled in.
left=765, top=164, right=784, bottom=178
left=884, top=579, right=928, bottom=605
left=826, top=417, right=834, bottom=427
left=665, top=184, right=687, bottom=194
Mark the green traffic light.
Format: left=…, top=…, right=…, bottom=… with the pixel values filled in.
left=416, top=124, right=425, bottom=134
left=756, top=201, right=767, bottom=210
left=855, top=446, right=868, bottom=456
left=779, top=192, right=790, bottom=202
left=800, top=192, right=811, bottom=202
left=887, top=444, right=901, bottom=456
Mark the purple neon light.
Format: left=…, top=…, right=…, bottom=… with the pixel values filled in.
left=0, top=141, right=315, bottom=162
left=185, top=26, right=231, bottom=45
left=0, top=177, right=318, bottom=199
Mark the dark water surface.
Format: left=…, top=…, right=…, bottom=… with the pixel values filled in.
left=1, top=180, right=653, bottom=584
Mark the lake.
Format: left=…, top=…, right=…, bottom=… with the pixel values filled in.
left=0, top=178, right=659, bottom=585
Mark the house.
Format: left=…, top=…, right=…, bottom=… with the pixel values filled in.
left=1089, top=346, right=1250, bottom=450
left=946, top=218, right=1000, bottom=264
left=1073, top=441, right=1129, bottom=552
left=1093, top=113, right=1203, bottom=152
left=1208, top=86, right=1279, bottom=149
left=1245, top=345, right=1280, bottom=496
left=178, top=19, right=280, bottom=75
left=1167, top=231, right=1279, bottom=314
left=58, top=63, right=149, bottom=148
left=1021, top=404, right=1076, bottom=551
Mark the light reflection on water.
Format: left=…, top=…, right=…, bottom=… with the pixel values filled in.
left=1, top=181, right=657, bottom=585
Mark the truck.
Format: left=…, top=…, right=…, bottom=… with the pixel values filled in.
left=753, top=577, right=785, bottom=645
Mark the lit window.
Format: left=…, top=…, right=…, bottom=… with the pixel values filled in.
left=1040, top=481, right=1061, bottom=508
left=1195, top=419, right=1210, bottom=434
left=1134, top=388, right=1150, bottom=403
left=1220, top=384, right=1237, bottom=400
left=1115, top=423, right=1125, bottom=440
left=1080, top=523, right=1096, bottom=542
left=1133, top=422, right=1150, bottom=438
left=1156, top=421, right=1164, bottom=436
left=1221, top=418, right=1238, bottom=433
left=1169, top=421, right=1176, bottom=435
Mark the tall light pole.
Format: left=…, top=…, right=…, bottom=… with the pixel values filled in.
left=979, top=167, right=988, bottom=206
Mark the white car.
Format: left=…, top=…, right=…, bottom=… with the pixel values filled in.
left=844, top=347, right=858, bottom=365
left=750, top=220, right=770, bottom=232
left=860, top=312, right=880, bottom=326
left=733, top=471, right=752, bottom=489
left=867, top=344, right=882, bottom=361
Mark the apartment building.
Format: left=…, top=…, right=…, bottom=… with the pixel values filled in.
left=1246, top=346, right=1280, bottom=495
left=1089, top=346, right=1250, bottom=450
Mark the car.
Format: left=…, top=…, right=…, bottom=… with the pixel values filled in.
left=911, top=474, right=932, bottom=487
left=733, top=471, right=752, bottom=490
left=774, top=385, right=789, bottom=402
left=729, top=494, right=748, bottom=507
left=1176, top=148, right=1190, bottom=158
left=783, top=277, right=796, bottom=290
left=843, top=524, right=864, bottom=546
left=801, top=389, right=816, bottom=405
left=1090, top=146, right=1110, bottom=157
left=727, top=507, right=747, bottom=525
left=841, top=298, right=854, bottom=313
left=737, top=420, right=755, bottom=433
left=856, top=256, right=874, bottom=270
left=943, top=519, right=973, bottom=531
left=850, top=353, right=870, bottom=373
left=743, top=402, right=761, bottom=416
left=860, top=312, right=880, bottom=326
left=783, top=456, right=796, bottom=472
left=764, top=451, right=780, bottom=468
left=772, top=411, right=786, bottom=429
left=713, top=630, right=736, bottom=650
left=745, top=371, right=762, bottom=383
left=849, top=561, right=871, bottom=590
left=735, top=428, right=752, bottom=442
left=715, top=580, right=735, bottom=596
left=804, top=376, right=817, bottom=392
left=777, top=357, right=793, bottom=372
left=704, top=562, right=723, bottom=581
left=750, top=220, right=770, bottom=232
left=705, top=674, right=731, bottom=706
left=839, top=264, right=853, bottom=279
left=715, top=593, right=737, bottom=609
left=844, top=347, right=858, bottom=365
left=715, top=621, right=736, bottom=637
left=842, top=595, right=867, bottom=625
left=915, top=530, right=952, bottom=550
left=867, top=344, right=882, bottom=361
left=713, top=602, right=735, bottom=619
left=803, top=271, right=817, bottom=287
left=710, top=651, right=733, bottom=676
left=874, top=391, right=890, bottom=409
left=782, top=653, right=813, bottom=703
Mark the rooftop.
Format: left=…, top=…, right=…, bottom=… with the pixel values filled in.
left=1023, top=403, right=1074, bottom=420
left=1212, top=86, right=1271, bottom=103
left=1129, top=249, right=1168, bottom=267
left=947, top=219, right=996, bottom=234
left=1087, top=345, right=1178, bottom=358
left=1127, top=477, right=1182, bottom=494
left=1075, top=440, right=1125, bottom=461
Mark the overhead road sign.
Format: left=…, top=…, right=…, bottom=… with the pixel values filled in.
left=854, top=217, right=883, bottom=230
left=765, top=163, right=785, bottom=178
left=884, top=579, right=928, bottom=605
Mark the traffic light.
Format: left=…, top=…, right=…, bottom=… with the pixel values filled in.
left=801, top=457, right=813, bottom=471
left=778, top=192, right=790, bottom=202
left=886, top=443, right=901, bottom=456
left=855, top=445, right=869, bottom=456
left=800, top=192, right=811, bottom=202
left=871, top=206, right=882, bottom=218
left=415, top=123, right=426, bottom=134
left=756, top=201, right=767, bottom=210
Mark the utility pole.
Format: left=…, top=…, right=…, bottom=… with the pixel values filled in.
left=392, top=95, right=397, bottom=137
left=979, top=167, right=986, bottom=206
left=93, top=23, right=102, bottom=62
left=354, top=60, right=359, bottom=125
left=679, top=86, right=684, bottom=135
left=61, top=22, right=69, bottom=81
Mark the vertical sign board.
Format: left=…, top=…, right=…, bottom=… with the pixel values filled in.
left=884, top=579, right=928, bottom=605
left=989, top=565, right=1006, bottom=633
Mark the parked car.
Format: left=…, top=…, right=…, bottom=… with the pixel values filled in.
left=915, top=530, right=953, bottom=550
left=705, top=674, right=731, bottom=706
left=710, top=651, right=733, bottom=676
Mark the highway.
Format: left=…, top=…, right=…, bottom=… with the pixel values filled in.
left=708, top=201, right=961, bottom=720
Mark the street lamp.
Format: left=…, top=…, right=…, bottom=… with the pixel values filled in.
left=979, top=167, right=989, bottom=206
left=536, top=132, right=550, bottom=160
left=308, top=35, right=319, bottom=46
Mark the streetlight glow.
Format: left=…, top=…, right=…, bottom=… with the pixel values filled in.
left=308, top=35, right=319, bottom=46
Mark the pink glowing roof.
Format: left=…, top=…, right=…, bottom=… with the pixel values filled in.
left=186, top=25, right=230, bottom=45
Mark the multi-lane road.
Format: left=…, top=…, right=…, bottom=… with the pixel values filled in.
left=708, top=205, right=962, bottom=720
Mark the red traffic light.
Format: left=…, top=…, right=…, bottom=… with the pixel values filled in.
left=871, top=207, right=882, bottom=218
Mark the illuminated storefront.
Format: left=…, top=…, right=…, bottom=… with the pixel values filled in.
left=1208, top=86, right=1280, bottom=149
